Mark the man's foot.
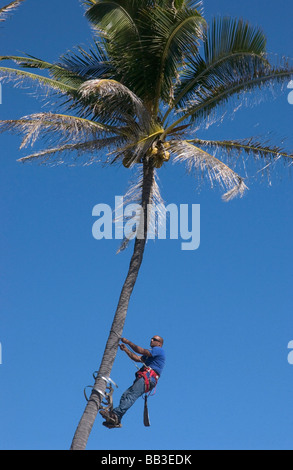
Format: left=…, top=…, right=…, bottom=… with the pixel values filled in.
left=99, top=409, right=119, bottom=425
left=102, top=421, right=122, bottom=429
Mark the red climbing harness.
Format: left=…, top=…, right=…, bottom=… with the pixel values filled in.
left=136, top=366, right=159, bottom=427
left=136, top=366, right=159, bottom=393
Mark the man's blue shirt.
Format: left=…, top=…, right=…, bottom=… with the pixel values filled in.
left=142, top=346, right=166, bottom=376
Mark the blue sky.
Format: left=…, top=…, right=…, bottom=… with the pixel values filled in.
left=1, top=0, right=293, bottom=450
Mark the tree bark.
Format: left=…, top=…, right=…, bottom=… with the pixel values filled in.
left=70, top=157, right=154, bottom=450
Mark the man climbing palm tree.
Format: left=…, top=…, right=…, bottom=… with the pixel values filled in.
left=100, top=335, right=165, bottom=428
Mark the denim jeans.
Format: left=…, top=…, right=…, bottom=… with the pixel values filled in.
left=113, top=376, right=156, bottom=422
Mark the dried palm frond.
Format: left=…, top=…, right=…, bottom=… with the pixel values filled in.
left=172, top=139, right=248, bottom=201
left=15, top=137, right=123, bottom=166
left=0, top=0, right=25, bottom=21
left=79, top=78, right=150, bottom=130
left=0, top=112, right=118, bottom=146
left=188, top=136, right=293, bottom=183
left=114, top=166, right=165, bottom=253
left=0, top=112, right=126, bottom=165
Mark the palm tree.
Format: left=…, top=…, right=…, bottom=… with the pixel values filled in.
left=0, top=0, right=292, bottom=450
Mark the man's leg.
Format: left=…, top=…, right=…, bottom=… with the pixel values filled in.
left=112, top=377, right=146, bottom=423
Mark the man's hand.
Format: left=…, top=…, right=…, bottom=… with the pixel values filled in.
left=119, top=342, right=142, bottom=363
left=120, top=337, right=151, bottom=357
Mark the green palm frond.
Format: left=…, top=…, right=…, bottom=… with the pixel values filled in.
left=163, top=58, right=293, bottom=136
left=187, top=60, right=292, bottom=120
left=165, top=16, right=268, bottom=119
left=188, top=137, right=293, bottom=163
left=57, top=43, right=112, bottom=80
left=0, top=66, right=79, bottom=96
left=205, top=16, right=267, bottom=63
left=0, top=55, right=64, bottom=70
left=85, top=0, right=141, bottom=39
left=85, top=1, right=205, bottom=109
left=171, top=139, right=248, bottom=201
left=147, top=4, right=205, bottom=112
left=0, top=0, right=25, bottom=21
left=85, top=1, right=149, bottom=100
left=0, top=55, right=86, bottom=89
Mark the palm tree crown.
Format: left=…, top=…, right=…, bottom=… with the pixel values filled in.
left=1, top=0, right=292, bottom=205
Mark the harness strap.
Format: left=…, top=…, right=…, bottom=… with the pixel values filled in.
left=136, top=366, right=159, bottom=394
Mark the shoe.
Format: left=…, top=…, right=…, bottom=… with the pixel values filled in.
left=99, top=409, right=119, bottom=425
left=102, top=421, right=122, bottom=429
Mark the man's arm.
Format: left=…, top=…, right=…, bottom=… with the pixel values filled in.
left=119, top=343, right=143, bottom=362
left=121, top=338, right=152, bottom=357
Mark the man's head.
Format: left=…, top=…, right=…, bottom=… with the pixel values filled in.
left=150, top=335, right=164, bottom=347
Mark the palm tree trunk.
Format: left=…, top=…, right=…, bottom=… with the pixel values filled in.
left=70, top=157, right=154, bottom=450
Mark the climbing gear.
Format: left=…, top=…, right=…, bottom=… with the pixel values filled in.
left=99, top=383, right=115, bottom=411
left=135, top=366, right=159, bottom=427
left=100, top=404, right=122, bottom=429
left=143, top=394, right=151, bottom=427
left=97, top=375, right=118, bottom=412
left=84, top=372, right=118, bottom=414
left=99, top=409, right=119, bottom=425
left=136, top=366, right=159, bottom=394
